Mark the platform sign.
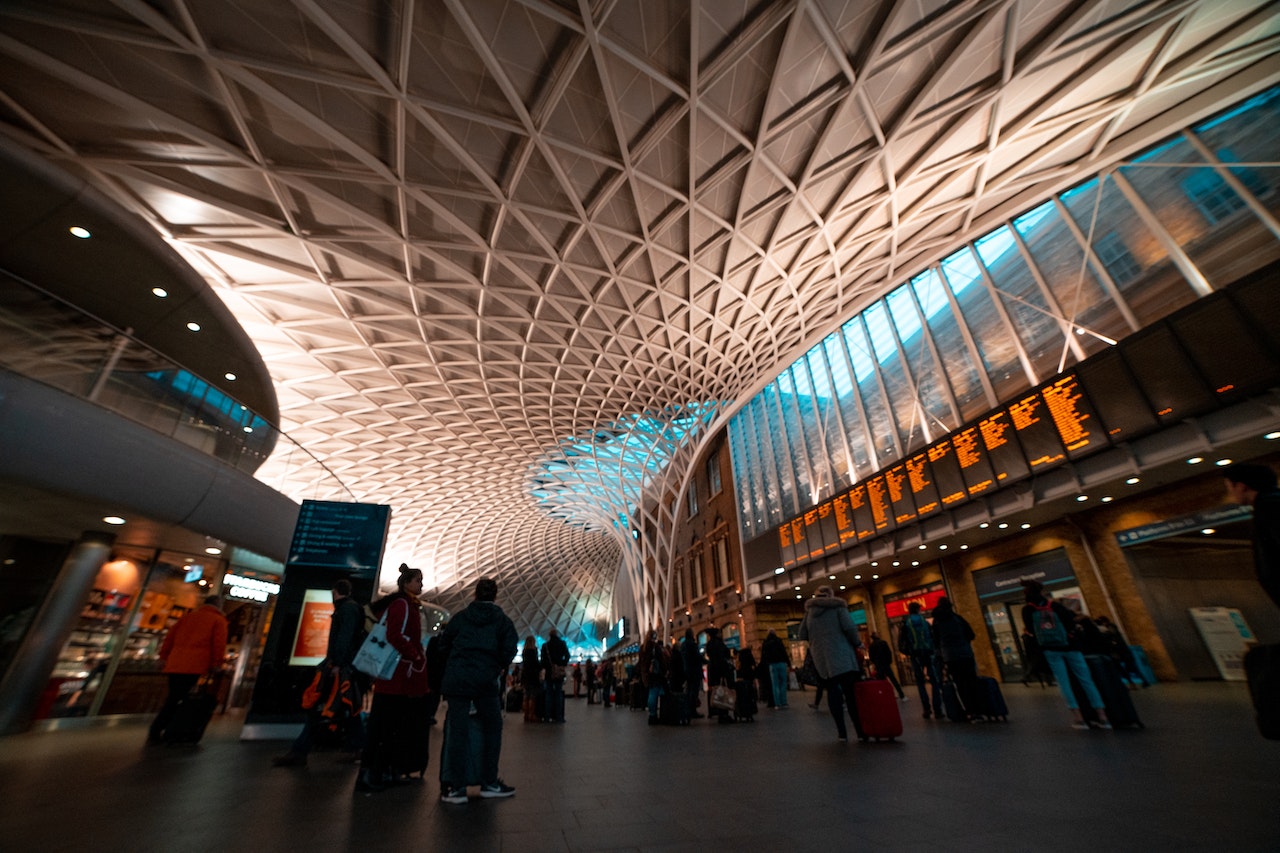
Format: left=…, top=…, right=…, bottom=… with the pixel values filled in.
left=286, top=500, right=391, bottom=577
left=1189, top=606, right=1254, bottom=681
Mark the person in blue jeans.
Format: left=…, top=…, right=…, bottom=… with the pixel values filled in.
left=438, top=577, right=520, bottom=803
left=540, top=628, right=570, bottom=722
left=760, top=630, right=790, bottom=708
left=896, top=601, right=943, bottom=719
left=1021, top=580, right=1111, bottom=730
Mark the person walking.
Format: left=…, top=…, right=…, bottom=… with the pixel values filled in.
left=585, top=656, right=598, bottom=704
left=930, top=597, right=980, bottom=721
left=148, top=593, right=228, bottom=744
left=867, top=631, right=905, bottom=700
left=682, top=628, right=705, bottom=718
left=355, top=567, right=429, bottom=792
left=438, top=577, right=519, bottom=804
left=897, top=601, right=943, bottom=720
left=540, top=628, right=570, bottom=723
left=799, top=586, right=866, bottom=742
left=274, top=578, right=366, bottom=766
left=760, top=629, right=790, bottom=709
left=1020, top=580, right=1110, bottom=730
left=519, top=636, right=542, bottom=722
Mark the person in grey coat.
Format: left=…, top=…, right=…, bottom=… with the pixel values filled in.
left=798, top=586, right=867, bottom=742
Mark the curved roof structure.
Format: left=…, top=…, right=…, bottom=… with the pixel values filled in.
left=2, top=0, right=1277, bottom=642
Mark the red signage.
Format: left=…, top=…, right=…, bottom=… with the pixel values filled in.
left=883, top=588, right=948, bottom=619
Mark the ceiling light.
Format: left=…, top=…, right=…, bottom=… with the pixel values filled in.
left=1126, top=477, right=1140, bottom=485
left=870, top=561, right=878, bottom=567
left=774, top=567, right=785, bottom=575
left=765, top=595, right=771, bottom=600
left=794, top=586, right=800, bottom=591
left=224, top=372, right=237, bottom=381
left=102, top=516, right=126, bottom=525
left=854, top=574, right=862, bottom=580
left=796, top=594, right=802, bottom=599
left=1021, top=523, right=1031, bottom=529
left=938, top=544, right=948, bottom=550
left=979, top=522, right=989, bottom=529
left=1186, top=456, right=1203, bottom=464
left=918, top=544, right=927, bottom=550
left=1266, top=431, right=1280, bottom=440
left=872, top=574, right=879, bottom=580
left=1215, top=458, right=1232, bottom=467
left=960, top=544, right=969, bottom=550
left=998, top=522, right=1009, bottom=529
left=1101, top=496, right=1114, bottom=503
left=911, top=561, right=919, bottom=567
left=198, top=579, right=208, bottom=586
left=1202, top=528, right=1216, bottom=535
left=891, top=561, right=900, bottom=567
left=1076, top=495, right=1089, bottom=502
left=205, top=547, right=222, bottom=555
left=839, top=585, right=846, bottom=590
left=829, top=575, right=835, bottom=580
left=69, top=226, right=91, bottom=238
left=151, top=287, right=168, bottom=298
left=242, top=426, right=253, bottom=433
left=187, top=322, right=201, bottom=332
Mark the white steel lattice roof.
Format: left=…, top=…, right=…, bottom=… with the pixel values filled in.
left=2, top=0, right=1278, bottom=642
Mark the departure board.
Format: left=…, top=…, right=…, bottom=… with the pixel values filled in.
left=778, top=518, right=797, bottom=568
left=905, top=450, right=941, bottom=519
left=287, top=500, right=391, bottom=575
left=771, top=272, right=1280, bottom=568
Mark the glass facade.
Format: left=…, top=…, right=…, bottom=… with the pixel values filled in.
left=731, top=87, right=1280, bottom=541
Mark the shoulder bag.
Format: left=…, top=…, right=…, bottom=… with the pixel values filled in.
left=352, top=608, right=401, bottom=680
left=709, top=679, right=736, bottom=711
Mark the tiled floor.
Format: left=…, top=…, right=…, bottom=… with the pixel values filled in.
left=1, top=681, right=1277, bottom=852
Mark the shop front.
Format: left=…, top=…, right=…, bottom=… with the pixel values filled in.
left=971, top=549, right=1083, bottom=683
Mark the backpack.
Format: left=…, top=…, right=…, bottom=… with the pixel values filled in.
left=1032, top=603, right=1070, bottom=649
left=902, top=614, right=934, bottom=654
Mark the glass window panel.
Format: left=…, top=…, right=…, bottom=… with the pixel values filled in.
left=805, top=349, right=853, bottom=494
left=1011, top=201, right=1126, bottom=359
left=762, top=383, right=804, bottom=518
left=843, top=318, right=897, bottom=465
left=1058, top=175, right=1196, bottom=328
left=887, top=286, right=954, bottom=443
left=974, top=228, right=1071, bottom=381
left=748, top=395, right=785, bottom=529
left=940, top=248, right=1029, bottom=403
left=787, top=363, right=828, bottom=502
left=863, top=301, right=921, bottom=453
left=912, top=269, right=988, bottom=420
left=823, top=335, right=873, bottom=480
left=1195, top=88, right=1280, bottom=218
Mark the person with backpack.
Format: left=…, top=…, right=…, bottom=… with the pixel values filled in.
left=1020, top=580, right=1110, bottom=730
left=930, top=596, right=981, bottom=722
left=896, top=601, right=943, bottom=720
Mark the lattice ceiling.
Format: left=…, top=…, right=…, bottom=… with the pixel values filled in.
left=1, top=0, right=1277, bottom=643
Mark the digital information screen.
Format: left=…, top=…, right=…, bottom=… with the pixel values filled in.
left=1074, top=351, right=1157, bottom=442
left=905, top=450, right=941, bottom=519
left=288, top=588, right=334, bottom=667
left=287, top=500, right=392, bottom=576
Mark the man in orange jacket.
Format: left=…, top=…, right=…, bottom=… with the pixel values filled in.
left=148, top=594, right=228, bottom=743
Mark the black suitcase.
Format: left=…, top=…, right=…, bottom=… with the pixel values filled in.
left=940, top=681, right=967, bottom=722
left=733, top=678, right=757, bottom=721
left=978, top=676, right=1009, bottom=721
left=629, top=682, right=646, bottom=710
left=658, top=691, right=690, bottom=725
left=505, top=688, right=523, bottom=713
left=1085, top=654, right=1143, bottom=729
left=438, top=705, right=484, bottom=787
left=162, top=684, right=217, bottom=744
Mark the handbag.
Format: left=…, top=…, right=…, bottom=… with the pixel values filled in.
left=799, top=650, right=821, bottom=686
left=709, top=680, right=736, bottom=711
left=352, top=610, right=400, bottom=680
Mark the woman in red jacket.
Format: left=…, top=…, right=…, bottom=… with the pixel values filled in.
left=356, top=566, right=429, bottom=792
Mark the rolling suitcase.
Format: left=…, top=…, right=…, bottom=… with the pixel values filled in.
left=733, top=678, right=757, bottom=721
left=940, top=681, right=968, bottom=722
left=853, top=678, right=902, bottom=741
left=162, top=679, right=217, bottom=744
left=978, top=676, right=1009, bottom=721
left=504, top=688, right=523, bottom=713
left=1085, top=654, right=1143, bottom=729
left=438, top=704, right=485, bottom=787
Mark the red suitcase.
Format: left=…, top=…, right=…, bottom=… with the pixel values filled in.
left=854, top=678, right=903, bottom=741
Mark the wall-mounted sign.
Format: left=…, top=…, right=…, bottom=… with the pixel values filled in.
left=288, top=588, right=334, bottom=666
left=1115, top=505, right=1252, bottom=546
left=223, top=573, right=281, bottom=602
left=286, top=500, right=391, bottom=576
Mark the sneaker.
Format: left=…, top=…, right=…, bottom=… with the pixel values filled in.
left=1071, top=721, right=1091, bottom=731
left=1094, top=721, right=1113, bottom=730
left=479, top=780, right=515, bottom=799
left=440, top=787, right=468, bottom=804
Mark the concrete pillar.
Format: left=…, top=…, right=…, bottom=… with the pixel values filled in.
left=0, top=531, right=114, bottom=735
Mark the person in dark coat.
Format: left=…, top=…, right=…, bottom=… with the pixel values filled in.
left=930, top=597, right=980, bottom=721
left=274, top=578, right=366, bottom=766
left=519, top=636, right=542, bottom=722
left=734, top=646, right=758, bottom=721
left=585, top=656, right=598, bottom=704
left=867, top=632, right=905, bottom=700
left=356, top=567, right=429, bottom=792
left=760, top=630, right=790, bottom=708
left=639, top=630, right=668, bottom=724
left=438, top=577, right=519, bottom=803
left=1223, top=463, right=1280, bottom=608
left=540, top=628, right=570, bottom=723
left=704, top=627, right=735, bottom=723
left=682, top=629, right=705, bottom=718
left=799, top=586, right=866, bottom=742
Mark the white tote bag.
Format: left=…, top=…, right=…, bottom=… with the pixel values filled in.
left=352, top=609, right=400, bottom=680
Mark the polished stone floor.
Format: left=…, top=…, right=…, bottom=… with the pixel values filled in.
left=1, top=681, right=1276, bottom=852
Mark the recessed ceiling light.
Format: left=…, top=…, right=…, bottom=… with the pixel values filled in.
left=854, top=574, right=862, bottom=580
left=187, top=322, right=201, bottom=332
left=1021, top=523, right=1031, bottom=529
left=765, top=595, right=771, bottom=600
left=1186, top=456, right=1203, bottom=464
left=911, top=561, right=919, bottom=567
left=998, top=522, right=1009, bottom=529
left=794, top=586, right=800, bottom=591
left=839, top=585, right=846, bottom=590
left=198, top=579, right=208, bottom=586
left=1202, top=528, right=1216, bottom=535
left=960, top=544, right=968, bottom=550
left=796, top=594, right=802, bottom=599
left=1101, top=496, right=1114, bottom=503
left=205, top=547, right=222, bottom=555
left=938, top=544, right=948, bottom=550
left=1266, top=431, right=1280, bottom=440
left=242, top=426, right=253, bottom=433
left=1076, top=495, right=1089, bottom=502
left=828, top=575, right=835, bottom=580
left=871, top=574, right=879, bottom=580
left=774, top=567, right=785, bottom=575
left=224, top=372, right=237, bottom=381
left=891, top=561, right=900, bottom=567
left=1215, top=458, right=1232, bottom=467
left=69, top=226, right=91, bottom=238
left=1126, top=477, right=1140, bottom=485
left=979, top=522, right=989, bottom=529
left=870, top=561, right=878, bottom=567
left=918, top=544, right=927, bottom=550
left=102, top=516, right=126, bottom=525
left=151, top=287, right=168, bottom=298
